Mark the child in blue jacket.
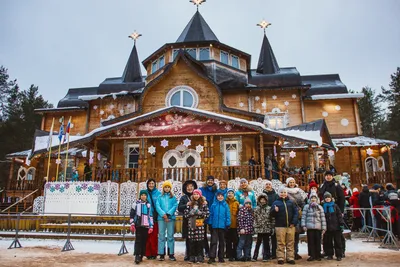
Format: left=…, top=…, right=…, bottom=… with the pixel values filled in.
left=208, top=191, right=231, bottom=264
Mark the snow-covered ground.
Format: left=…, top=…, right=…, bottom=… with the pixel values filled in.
left=0, top=237, right=396, bottom=255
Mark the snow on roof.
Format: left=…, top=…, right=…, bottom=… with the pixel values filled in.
left=6, top=149, right=32, bottom=158
left=78, top=91, right=129, bottom=101
left=310, top=93, right=364, bottom=100
left=333, top=136, right=398, bottom=147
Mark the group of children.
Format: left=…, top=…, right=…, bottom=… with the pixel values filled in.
left=129, top=173, right=347, bottom=264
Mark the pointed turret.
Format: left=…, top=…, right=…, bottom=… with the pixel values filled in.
left=256, top=34, right=280, bottom=74
left=122, top=43, right=142, bottom=83
left=176, top=11, right=219, bottom=43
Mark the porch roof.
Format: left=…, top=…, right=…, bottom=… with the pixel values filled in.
left=29, top=106, right=325, bottom=158
left=332, top=136, right=398, bottom=147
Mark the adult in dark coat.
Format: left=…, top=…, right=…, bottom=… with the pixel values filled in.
left=178, top=180, right=197, bottom=261
left=319, top=171, right=346, bottom=257
left=358, top=185, right=372, bottom=228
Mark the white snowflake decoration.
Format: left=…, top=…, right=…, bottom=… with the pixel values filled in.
left=341, top=118, right=349, bottom=126
left=255, top=96, right=260, bottom=101
left=99, top=110, right=105, bottom=115
left=129, top=130, right=137, bottom=137
left=366, top=148, right=373, bottom=156
left=322, top=111, right=329, bottom=117
left=161, top=139, right=169, bottom=148
left=225, top=124, right=232, bottom=131
left=272, top=95, right=277, bottom=100
left=168, top=114, right=184, bottom=131
left=284, top=101, right=290, bottom=106
left=289, top=150, right=296, bottom=158
left=335, top=105, right=341, bottom=111
left=119, top=109, right=124, bottom=116
left=256, top=109, right=261, bottom=113
left=196, top=144, right=204, bottom=153
left=239, top=102, right=244, bottom=108
left=183, top=138, right=191, bottom=147
left=262, top=102, right=267, bottom=108
left=93, top=105, right=98, bottom=110
left=328, top=150, right=335, bottom=157
left=116, top=130, right=121, bottom=136
left=148, top=146, right=156, bottom=155
left=55, top=159, right=61, bottom=165
left=292, top=94, right=297, bottom=99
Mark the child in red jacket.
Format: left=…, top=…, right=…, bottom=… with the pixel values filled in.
left=349, top=188, right=362, bottom=231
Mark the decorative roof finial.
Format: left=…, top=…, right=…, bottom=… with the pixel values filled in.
left=257, top=19, right=271, bottom=34
left=128, top=31, right=142, bottom=44
left=190, top=0, right=206, bottom=11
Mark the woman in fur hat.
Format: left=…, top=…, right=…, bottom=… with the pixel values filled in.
left=184, top=189, right=210, bottom=263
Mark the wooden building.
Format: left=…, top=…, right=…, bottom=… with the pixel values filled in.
left=4, top=8, right=397, bottom=206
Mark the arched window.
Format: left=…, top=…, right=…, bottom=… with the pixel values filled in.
left=165, top=86, right=199, bottom=108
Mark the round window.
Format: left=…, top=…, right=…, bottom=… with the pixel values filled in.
left=166, top=86, right=198, bottom=108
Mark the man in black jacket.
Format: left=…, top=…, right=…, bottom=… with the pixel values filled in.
left=178, top=180, right=197, bottom=261
left=319, top=171, right=346, bottom=257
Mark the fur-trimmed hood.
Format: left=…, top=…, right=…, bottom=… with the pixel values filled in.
left=238, top=185, right=253, bottom=193
left=257, top=193, right=268, bottom=206
left=188, top=195, right=206, bottom=207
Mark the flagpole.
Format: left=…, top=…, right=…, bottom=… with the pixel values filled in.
left=64, top=116, right=72, bottom=180
left=55, top=117, right=64, bottom=182
left=46, top=117, right=55, bottom=181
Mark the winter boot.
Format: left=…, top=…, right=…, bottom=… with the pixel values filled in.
left=134, top=255, right=140, bottom=264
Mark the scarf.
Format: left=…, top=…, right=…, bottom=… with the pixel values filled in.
left=310, top=202, right=318, bottom=208
left=323, top=201, right=335, bottom=214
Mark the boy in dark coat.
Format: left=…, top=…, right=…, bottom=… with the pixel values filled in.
left=262, top=180, right=278, bottom=258
left=184, top=189, right=210, bottom=263
left=322, top=192, right=344, bottom=261
left=178, top=180, right=197, bottom=261
left=271, top=187, right=298, bottom=265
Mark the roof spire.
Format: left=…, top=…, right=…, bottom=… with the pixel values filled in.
left=256, top=19, right=279, bottom=74
left=122, top=31, right=143, bottom=83
left=190, top=0, right=206, bottom=11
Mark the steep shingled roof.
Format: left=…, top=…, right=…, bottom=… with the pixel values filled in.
left=256, top=34, right=280, bottom=74
left=176, top=11, right=219, bottom=43
left=122, top=44, right=143, bottom=83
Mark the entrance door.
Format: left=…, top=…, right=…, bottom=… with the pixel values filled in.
left=162, top=149, right=201, bottom=180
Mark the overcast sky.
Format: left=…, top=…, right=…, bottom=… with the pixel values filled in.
left=1, top=0, right=399, bottom=106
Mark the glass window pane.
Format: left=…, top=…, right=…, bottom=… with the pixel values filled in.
left=171, top=92, right=181, bottom=106
left=221, top=51, right=229, bottom=65
left=151, top=61, right=158, bottom=74
left=182, top=91, right=193, bottom=107
left=159, top=55, right=165, bottom=68
left=231, top=55, right=239, bottom=69
left=186, top=48, right=197, bottom=59
left=199, top=48, right=210, bottom=60
left=173, top=50, right=179, bottom=60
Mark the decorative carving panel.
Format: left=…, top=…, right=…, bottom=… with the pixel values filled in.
left=97, top=181, right=119, bottom=215
left=33, top=196, right=44, bottom=214
left=119, top=181, right=138, bottom=215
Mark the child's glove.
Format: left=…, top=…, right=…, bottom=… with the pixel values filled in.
left=148, top=228, right=153, bottom=234
left=240, top=229, right=245, bottom=235
left=130, top=224, right=136, bottom=234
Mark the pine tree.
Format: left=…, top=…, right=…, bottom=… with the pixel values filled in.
left=357, top=86, right=382, bottom=137
left=0, top=66, right=18, bottom=121
left=379, top=67, right=400, bottom=176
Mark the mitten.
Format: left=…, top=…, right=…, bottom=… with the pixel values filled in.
left=130, top=224, right=136, bottom=234
left=148, top=228, right=153, bottom=234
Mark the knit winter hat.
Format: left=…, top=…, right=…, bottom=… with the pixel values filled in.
left=240, top=178, right=248, bottom=184
left=324, top=192, right=332, bottom=199
left=219, top=180, right=227, bottom=185
left=244, top=197, right=252, bottom=205
left=309, top=192, right=320, bottom=203
left=286, top=177, right=295, bottom=185
left=325, top=170, right=334, bottom=176
left=227, top=188, right=235, bottom=194
left=372, top=184, right=381, bottom=190
left=353, top=188, right=359, bottom=193
left=162, top=180, right=173, bottom=189
left=193, top=189, right=202, bottom=197
left=265, top=180, right=272, bottom=185
left=309, top=181, right=318, bottom=189
left=206, top=175, right=215, bottom=181
left=216, top=191, right=224, bottom=197
left=139, top=190, right=148, bottom=197
left=278, top=186, right=287, bottom=194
